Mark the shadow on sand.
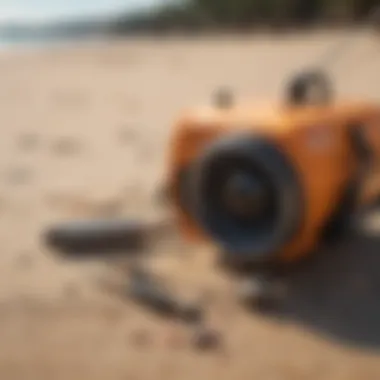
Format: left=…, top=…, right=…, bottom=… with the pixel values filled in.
left=257, top=209, right=380, bottom=351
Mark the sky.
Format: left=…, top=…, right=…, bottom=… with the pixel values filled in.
left=0, top=0, right=166, bottom=24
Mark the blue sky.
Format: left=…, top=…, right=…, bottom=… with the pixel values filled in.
left=0, top=0, right=166, bottom=23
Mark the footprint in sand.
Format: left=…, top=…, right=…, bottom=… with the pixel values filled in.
left=17, top=133, right=40, bottom=152
left=14, top=251, right=35, bottom=271
left=118, top=125, right=139, bottom=145
left=129, top=329, right=153, bottom=349
left=6, top=166, right=33, bottom=186
left=51, top=136, right=83, bottom=157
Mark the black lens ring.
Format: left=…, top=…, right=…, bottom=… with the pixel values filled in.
left=189, top=133, right=304, bottom=263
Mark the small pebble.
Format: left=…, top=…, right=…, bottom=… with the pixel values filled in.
left=7, top=167, right=32, bottom=185
left=192, top=327, right=222, bottom=351
left=129, top=329, right=152, bottom=348
left=18, top=133, right=40, bottom=151
left=238, top=277, right=267, bottom=303
left=238, top=276, right=288, bottom=309
left=214, top=87, right=234, bottom=108
left=52, top=137, right=82, bottom=156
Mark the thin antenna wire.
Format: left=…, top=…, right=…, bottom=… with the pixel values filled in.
left=316, top=4, right=380, bottom=71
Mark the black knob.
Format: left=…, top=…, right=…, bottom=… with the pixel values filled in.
left=214, top=87, right=234, bottom=108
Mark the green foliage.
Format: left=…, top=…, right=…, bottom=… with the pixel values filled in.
left=191, top=0, right=379, bottom=26
left=111, top=0, right=380, bottom=33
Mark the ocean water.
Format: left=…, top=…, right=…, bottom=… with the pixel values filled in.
left=0, top=28, right=104, bottom=52
left=0, top=0, right=164, bottom=49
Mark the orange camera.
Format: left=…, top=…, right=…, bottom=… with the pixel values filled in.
left=166, top=71, right=380, bottom=266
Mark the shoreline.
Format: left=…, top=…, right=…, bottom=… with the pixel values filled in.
left=0, top=24, right=374, bottom=52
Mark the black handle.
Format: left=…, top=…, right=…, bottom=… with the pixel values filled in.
left=44, top=218, right=148, bottom=256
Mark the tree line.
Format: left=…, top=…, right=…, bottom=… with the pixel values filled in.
left=111, top=0, right=380, bottom=33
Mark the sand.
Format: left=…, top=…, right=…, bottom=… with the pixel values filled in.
left=0, top=29, right=380, bottom=380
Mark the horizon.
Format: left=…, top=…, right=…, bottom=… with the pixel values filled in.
left=0, top=0, right=168, bottom=26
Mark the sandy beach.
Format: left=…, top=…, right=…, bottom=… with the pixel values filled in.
left=0, top=29, right=380, bottom=379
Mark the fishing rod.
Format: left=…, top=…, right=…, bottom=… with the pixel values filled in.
left=317, top=5, right=380, bottom=71
left=285, top=4, right=380, bottom=106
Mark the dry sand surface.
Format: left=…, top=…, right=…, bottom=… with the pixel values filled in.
left=0, top=29, right=380, bottom=380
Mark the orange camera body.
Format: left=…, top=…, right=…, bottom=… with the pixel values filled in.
left=166, top=94, right=380, bottom=265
